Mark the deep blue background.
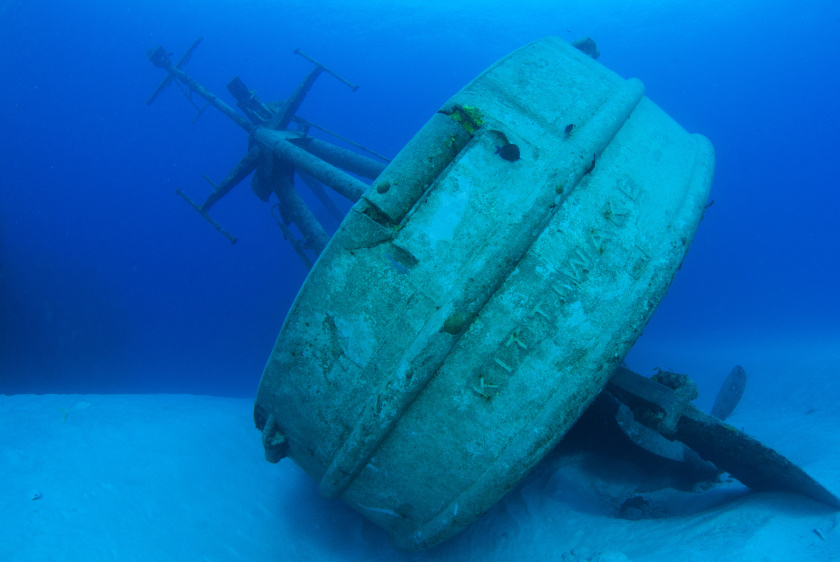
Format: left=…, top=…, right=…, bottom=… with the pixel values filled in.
left=1, top=1, right=838, bottom=396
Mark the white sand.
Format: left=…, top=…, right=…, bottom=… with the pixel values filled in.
left=2, top=339, right=839, bottom=561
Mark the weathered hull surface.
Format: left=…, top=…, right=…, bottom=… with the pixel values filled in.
left=255, top=36, right=714, bottom=550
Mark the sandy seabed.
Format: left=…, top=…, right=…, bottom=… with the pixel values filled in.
left=2, top=337, right=839, bottom=561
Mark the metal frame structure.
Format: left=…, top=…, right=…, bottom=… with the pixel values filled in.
left=147, top=38, right=387, bottom=267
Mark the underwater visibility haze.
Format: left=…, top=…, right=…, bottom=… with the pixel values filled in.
left=1, top=0, right=839, bottom=560
left=1, top=1, right=838, bottom=397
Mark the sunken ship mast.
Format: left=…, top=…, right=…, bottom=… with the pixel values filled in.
left=146, top=38, right=388, bottom=268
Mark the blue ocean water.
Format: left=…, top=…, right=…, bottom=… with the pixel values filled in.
left=1, top=0, right=838, bottom=398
